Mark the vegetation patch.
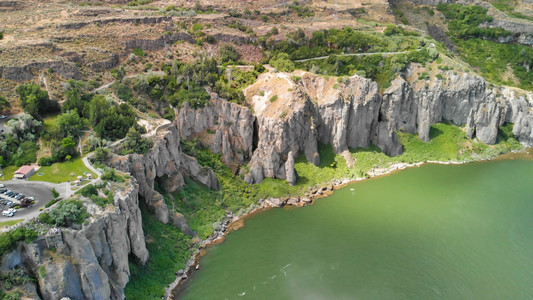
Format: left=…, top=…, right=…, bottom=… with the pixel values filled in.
left=124, top=205, right=193, bottom=300
left=30, top=156, right=94, bottom=184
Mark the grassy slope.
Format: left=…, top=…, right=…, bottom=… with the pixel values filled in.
left=29, top=156, right=95, bottom=183
left=124, top=204, right=193, bottom=300
left=0, top=165, right=18, bottom=180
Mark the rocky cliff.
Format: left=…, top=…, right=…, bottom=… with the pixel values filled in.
left=0, top=179, right=148, bottom=300
left=176, top=68, right=533, bottom=186
left=108, top=124, right=218, bottom=236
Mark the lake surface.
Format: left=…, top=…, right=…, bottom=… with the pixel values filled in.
left=177, top=158, right=533, bottom=299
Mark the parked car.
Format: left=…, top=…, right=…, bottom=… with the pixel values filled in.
left=2, top=211, right=13, bottom=217
left=0, top=184, right=4, bottom=188
left=7, top=208, right=17, bottom=213
left=0, top=115, right=7, bottom=119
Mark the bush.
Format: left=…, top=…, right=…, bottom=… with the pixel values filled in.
left=0, top=228, right=39, bottom=257
left=132, top=48, right=146, bottom=57
left=38, top=212, right=54, bottom=225
left=121, top=127, right=153, bottom=155
left=76, top=184, right=98, bottom=197
left=94, top=147, right=109, bottom=163
left=51, top=188, right=59, bottom=198
left=0, top=32, right=3, bottom=40
left=219, top=44, right=241, bottom=63
left=269, top=53, right=295, bottom=72
left=49, top=200, right=89, bottom=227
left=270, top=95, right=278, bottom=102
left=38, top=157, right=55, bottom=166
left=44, top=199, right=58, bottom=208
left=192, top=23, right=204, bottom=32
left=101, top=168, right=125, bottom=182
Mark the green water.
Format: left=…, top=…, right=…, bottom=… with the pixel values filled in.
left=178, top=159, right=533, bottom=299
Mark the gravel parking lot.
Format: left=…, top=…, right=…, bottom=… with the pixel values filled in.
left=0, top=181, right=53, bottom=220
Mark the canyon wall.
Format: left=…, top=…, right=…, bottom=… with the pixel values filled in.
left=1, top=179, right=148, bottom=300
left=107, top=124, right=218, bottom=236
left=176, top=68, right=533, bottom=185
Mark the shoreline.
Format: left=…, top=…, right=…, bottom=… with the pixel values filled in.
left=165, top=149, right=532, bottom=299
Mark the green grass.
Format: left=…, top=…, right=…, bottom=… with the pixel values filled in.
left=124, top=205, right=193, bottom=300
left=167, top=178, right=226, bottom=239
left=29, top=156, right=95, bottom=183
left=257, top=123, right=524, bottom=196
left=42, top=115, right=60, bottom=132
left=0, top=219, right=23, bottom=227
left=491, top=0, right=533, bottom=22
left=0, top=165, right=18, bottom=180
left=453, top=38, right=533, bottom=90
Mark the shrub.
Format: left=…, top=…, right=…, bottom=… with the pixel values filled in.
left=269, top=53, right=295, bottom=72
left=38, top=157, right=55, bottom=166
left=0, top=31, right=3, bottom=40
left=270, top=95, right=278, bottom=102
left=132, top=48, right=146, bottom=57
left=121, top=127, right=153, bottom=155
left=219, top=44, right=241, bottom=63
left=38, top=212, right=54, bottom=225
left=101, top=168, right=125, bottom=182
left=49, top=200, right=89, bottom=227
left=76, top=184, right=98, bottom=197
left=0, top=228, right=39, bottom=257
left=51, top=188, right=59, bottom=198
left=192, top=23, right=204, bottom=32
left=44, top=199, right=58, bottom=208
left=94, top=147, right=109, bottom=163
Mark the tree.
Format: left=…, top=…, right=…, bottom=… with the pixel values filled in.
left=0, top=96, right=10, bottom=112
left=49, top=200, right=88, bottom=227
left=62, top=80, right=89, bottom=114
left=94, top=103, right=137, bottom=140
left=94, top=147, right=109, bottom=163
left=61, top=137, right=76, bottom=155
left=219, top=44, right=241, bottom=63
left=269, top=53, right=295, bottom=72
left=122, top=127, right=153, bottom=154
left=7, top=114, right=42, bottom=142
left=87, top=95, right=111, bottom=127
left=15, top=84, right=59, bottom=119
left=56, top=110, right=86, bottom=138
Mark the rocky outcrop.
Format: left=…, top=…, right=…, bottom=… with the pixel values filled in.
left=176, top=95, right=255, bottom=167
left=108, top=125, right=217, bottom=235
left=57, top=16, right=172, bottom=30
left=1, top=179, right=148, bottom=300
left=236, top=69, right=533, bottom=184
left=124, top=32, right=194, bottom=51
left=88, top=52, right=119, bottom=71
left=0, top=60, right=80, bottom=82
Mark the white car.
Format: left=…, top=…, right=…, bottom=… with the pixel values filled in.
left=7, top=208, right=16, bottom=213
left=0, top=115, right=6, bottom=119
left=2, top=211, right=13, bottom=217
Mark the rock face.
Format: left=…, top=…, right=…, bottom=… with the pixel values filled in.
left=0, top=179, right=148, bottom=300
left=234, top=69, right=533, bottom=184
left=0, top=60, right=81, bottom=82
left=174, top=69, right=533, bottom=185
left=176, top=95, right=255, bottom=168
left=108, top=124, right=218, bottom=236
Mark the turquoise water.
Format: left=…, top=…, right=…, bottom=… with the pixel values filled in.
left=178, top=159, right=533, bottom=299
